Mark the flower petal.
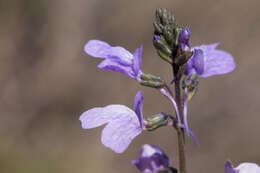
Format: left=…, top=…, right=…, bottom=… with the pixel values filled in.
left=133, top=45, right=143, bottom=76
left=84, top=40, right=134, bottom=66
left=134, top=90, right=144, bottom=128
left=192, top=49, right=204, bottom=75
left=178, top=28, right=191, bottom=51
left=194, top=43, right=236, bottom=77
left=184, top=58, right=195, bottom=76
left=84, top=40, right=111, bottom=58
left=236, top=163, right=260, bottom=173
left=79, top=105, right=134, bottom=129
left=132, top=144, right=170, bottom=173
left=101, top=112, right=142, bottom=153
left=108, top=46, right=134, bottom=65
left=98, top=58, right=135, bottom=78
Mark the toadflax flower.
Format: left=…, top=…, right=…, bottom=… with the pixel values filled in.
left=225, top=161, right=260, bottom=173
left=79, top=90, right=145, bottom=153
left=132, top=144, right=171, bottom=173
left=84, top=40, right=143, bottom=81
left=184, top=42, right=236, bottom=77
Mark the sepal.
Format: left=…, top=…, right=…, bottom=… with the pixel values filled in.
left=140, top=73, right=165, bottom=89
left=146, top=113, right=169, bottom=131
left=141, top=73, right=162, bottom=82
left=140, top=80, right=165, bottom=89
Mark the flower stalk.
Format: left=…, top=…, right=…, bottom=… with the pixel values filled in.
left=174, top=78, right=187, bottom=173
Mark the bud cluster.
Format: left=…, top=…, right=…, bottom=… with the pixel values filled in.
left=153, top=8, right=194, bottom=78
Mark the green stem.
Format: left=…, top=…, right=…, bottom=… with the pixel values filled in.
left=175, top=79, right=187, bottom=173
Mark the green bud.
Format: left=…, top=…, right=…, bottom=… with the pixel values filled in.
left=182, top=74, right=199, bottom=100
left=153, top=36, right=172, bottom=56
left=153, top=21, right=163, bottom=34
left=163, top=25, right=174, bottom=45
left=141, top=73, right=162, bottom=82
left=174, top=26, right=183, bottom=47
left=146, top=113, right=169, bottom=131
left=161, top=8, right=169, bottom=25
left=157, top=50, right=173, bottom=64
left=155, top=8, right=176, bottom=26
left=140, top=80, right=165, bottom=89
left=155, top=8, right=163, bottom=23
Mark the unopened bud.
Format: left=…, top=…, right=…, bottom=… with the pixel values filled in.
left=153, top=21, right=163, bottom=34
left=174, top=26, right=183, bottom=47
left=141, top=73, right=162, bottom=82
left=146, top=113, right=169, bottom=131
left=178, top=27, right=191, bottom=52
left=153, top=35, right=172, bottom=56
left=140, top=80, right=165, bottom=89
left=163, top=25, right=175, bottom=45
left=157, top=50, right=173, bottom=64
left=154, top=8, right=176, bottom=46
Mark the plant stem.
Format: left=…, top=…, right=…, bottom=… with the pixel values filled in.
left=175, top=79, right=187, bottom=173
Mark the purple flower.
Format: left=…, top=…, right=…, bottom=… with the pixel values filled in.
left=132, top=144, right=170, bottom=173
left=84, top=40, right=143, bottom=81
left=225, top=161, right=260, bottom=173
left=178, top=28, right=191, bottom=51
left=79, top=90, right=145, bottom=153
left=185, top=43, right=236, bottom=77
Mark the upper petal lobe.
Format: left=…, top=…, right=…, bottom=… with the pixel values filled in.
left=79, top=105, right=134, bottom=129
left=84, top=40, right=111, bottom=58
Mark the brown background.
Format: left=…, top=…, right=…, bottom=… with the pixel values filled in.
left=0, top=0, right=260, bottom=172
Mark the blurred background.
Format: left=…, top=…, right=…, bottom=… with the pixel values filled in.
left=0, top=0, right=260, bottom=172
